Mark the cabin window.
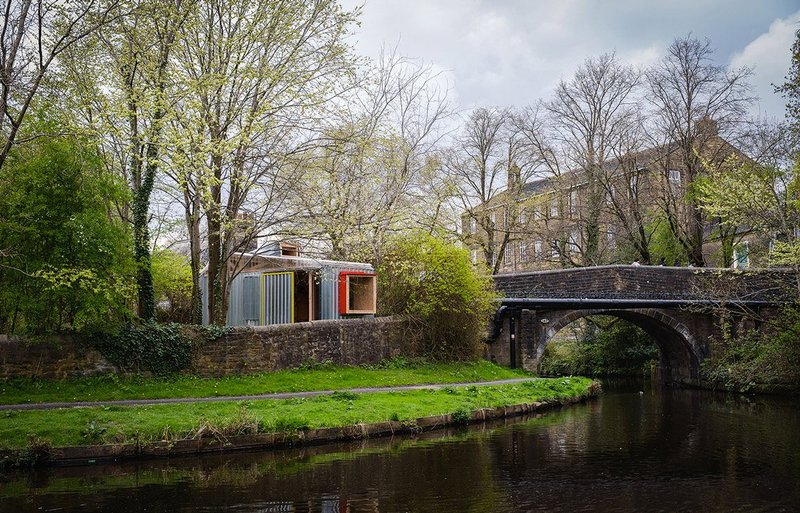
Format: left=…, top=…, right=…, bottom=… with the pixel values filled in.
left=280, top=242, right=300, bottom=256
left=339, top=272, right=377, bottom=314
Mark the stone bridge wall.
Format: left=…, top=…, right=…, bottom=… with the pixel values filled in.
left=489, top=266, right=790, bottom=385
left=494, top=265, right=794, bottom=301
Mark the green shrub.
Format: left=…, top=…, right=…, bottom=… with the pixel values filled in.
left=0, top=127, right=135, bottom=335
left=92, top=323, right=232, bottom=376
left=700, top=307, right=800, bottom=392
left=377, top=233, right=499, bottom=360
left=540, top=317, right=658, bottom=376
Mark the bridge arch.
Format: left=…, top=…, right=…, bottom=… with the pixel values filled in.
left=536, top=308, right=703, bottom=384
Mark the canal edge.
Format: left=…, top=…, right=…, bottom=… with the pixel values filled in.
left=0, top=381, right=602, bottom=469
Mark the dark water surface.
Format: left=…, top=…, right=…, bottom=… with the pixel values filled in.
left=1, top=382, right=799, bottom=512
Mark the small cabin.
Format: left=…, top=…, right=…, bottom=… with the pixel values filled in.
left=200, top=242, right=377, bottom=326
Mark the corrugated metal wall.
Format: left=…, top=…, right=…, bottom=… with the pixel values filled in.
left=200, top=275, right=209, bottom=325
left=318, top=267, right=340, bottom=320
left=226, top=272, right=261, bottom=326
left=263, top=272, right=294, bottom=325
left=202, top=262, right=374, bottom=326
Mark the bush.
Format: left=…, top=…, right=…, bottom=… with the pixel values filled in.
left=0, top=127, right=134, bottom=334
left=540, top=317, right=658, bottom=376
left=151, top=249, right=194, bottom=323
left=700, top=307, right=800, bottom=392
left=377, top=232, right=499, bottom=360
left=92, top=322, right=232, bottom=376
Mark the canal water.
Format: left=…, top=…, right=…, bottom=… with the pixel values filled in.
left=1, top=381, right=799, bottom=512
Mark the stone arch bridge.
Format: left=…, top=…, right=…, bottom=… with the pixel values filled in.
left=489, top=265, right=792, bottom=386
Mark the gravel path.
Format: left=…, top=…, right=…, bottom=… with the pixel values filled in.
left=0, top=377, right=541, bottom=411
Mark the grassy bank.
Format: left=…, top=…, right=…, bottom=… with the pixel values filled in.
left=0, top=360, right=530, bottom=405
left=0, top=377, right=593, bottom=451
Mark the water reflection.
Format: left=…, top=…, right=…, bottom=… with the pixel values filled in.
left=1, top=384, right=799, bottom=512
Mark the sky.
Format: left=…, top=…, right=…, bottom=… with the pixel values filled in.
left=339, top=0, right=800, bottom=121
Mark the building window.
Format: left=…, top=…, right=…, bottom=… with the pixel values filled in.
left=471, top=249, right=478, bottom=264
left=534, top=240, right=542, bottom=256
left=668, top=169, right=681, bottom=183
left=570, top=189, right=578, bottom=214
left=733, top=242, right=750, bottom=269
left=519, top=241, right=528, bottom=262
left=569, top=230, right=579, bottom=251
left=519, top=210, right=526, bottom=226
left=550, top=199, right=559, bottom=218
left=338, top=272, right=377, bottom=314
left=533, top=208, right=542, bottom=220
left=551, top=240, right=559, bottom=259
left=629, top=176, right=638, bottom=195
left=504, top=243, right=513, bottom=265
left=470, top=217, right=477, bottom=234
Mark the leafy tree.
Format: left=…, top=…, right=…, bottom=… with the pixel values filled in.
left=0, top=127, right=135, bottom=334
left=776, top=27, right=800, bottom=137
left=540, top=317, right=658, bottom=376
left=377, top=233, right=498, bottom=360
left=646, top=36, right=753, bottom=266
left=151, top=249, right=193, bottom=322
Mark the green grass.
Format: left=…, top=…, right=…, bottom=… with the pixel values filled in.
left=0, top=377, right=593, bottom=451
left=0, top=360, right=532, bottom=405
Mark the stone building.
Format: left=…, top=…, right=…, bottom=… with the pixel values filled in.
left=463, top=125, right=757, bottom=272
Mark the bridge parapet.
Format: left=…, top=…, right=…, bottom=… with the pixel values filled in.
left=494, top=265, right=795, bottom=303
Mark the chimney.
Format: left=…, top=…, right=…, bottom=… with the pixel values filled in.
left=696, top=115, right=718, bottom=139
left=508, top=162, right=521, bottom=191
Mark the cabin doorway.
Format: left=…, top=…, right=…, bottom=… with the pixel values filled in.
left=293, top=270, right=319, bottom=322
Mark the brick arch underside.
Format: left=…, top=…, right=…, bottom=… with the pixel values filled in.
left=539, top=309, right=701, bottom=385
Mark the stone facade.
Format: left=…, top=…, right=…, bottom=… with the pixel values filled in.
left=494, top=265, right=793, bottom=301
left=0, top=335, right=115, bottom=380
left=191, top=317, right=421, bottom=377
left=0, top=317, right=422, bottom=381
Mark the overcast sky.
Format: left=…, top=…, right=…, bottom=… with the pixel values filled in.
left=340, top=0, right=800, bottom=121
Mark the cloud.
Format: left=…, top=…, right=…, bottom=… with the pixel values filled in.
left=730, top=10, right=800, bottom=120
left=342, top=1, right=799, bottom=119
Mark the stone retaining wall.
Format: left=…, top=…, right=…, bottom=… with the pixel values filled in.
left=0, top=335, right=114, bottom=380
left=190, top=317, right=422, bottom=377
left=0, top=317, right=422, bottom=380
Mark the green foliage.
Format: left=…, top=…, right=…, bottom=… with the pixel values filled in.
left=377, top=232, right=499, bottom=360
left=701, top=307, right=800, bottom=392
left=648, top=216, right=688, bottom=266
left=776, top=28, right=800, bottom=135
left=540, top=317, right=658, bottom=376
left=151, top=249, right=193, bottom=322
left=0, top=126, right=135, bottom=334
left=92, top=323, right=232, bottom=376
left=450, top=407, right=471, bottom=425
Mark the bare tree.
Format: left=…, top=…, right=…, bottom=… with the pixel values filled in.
left=447, top=106, right=546, bottom=273
left=0, top=0, right=122, bottom=172
left=544, top=52, right=640, bottom=266
left=646, top=35, right=754, bottom=266
left=289, top=49, right=451, bottom=264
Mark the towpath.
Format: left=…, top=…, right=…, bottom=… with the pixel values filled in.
left=0, top=377, right=543, bottom=411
